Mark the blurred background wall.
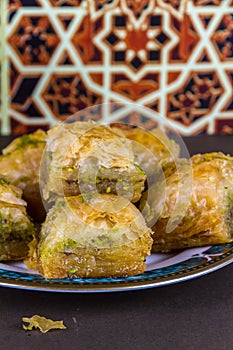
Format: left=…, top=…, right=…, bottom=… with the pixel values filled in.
left=0, top=0, right=233, bottom=135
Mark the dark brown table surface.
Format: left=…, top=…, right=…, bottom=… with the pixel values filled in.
left=0, top=135, right=232, bottom=350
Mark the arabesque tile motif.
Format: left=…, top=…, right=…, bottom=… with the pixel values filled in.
left=0, top=0, right=233, bottom=135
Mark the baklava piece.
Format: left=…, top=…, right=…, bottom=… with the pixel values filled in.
left=42, top=121, right=146, bottom=204
left=149, top=152, right=233, bottom=252
left=0, top=178, right=35, bottom=260
left=37, top=194, right=152, bottom=278
left=0, top=130, right=46, bottom=222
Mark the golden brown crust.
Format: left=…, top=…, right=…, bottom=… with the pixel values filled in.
left=150, top=153, right=233, bottom=252
left=43, top=121, right=146, bottom=203
left=0, top=130, right=46, bottom=222
left=37, top=194, right=152, bottom=278
left=0, top=180, right=36, bottom=261
left=111, top=125, right=180, bottom=181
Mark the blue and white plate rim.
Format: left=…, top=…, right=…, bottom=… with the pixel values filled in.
left=0, top=242, right=232, bottom=293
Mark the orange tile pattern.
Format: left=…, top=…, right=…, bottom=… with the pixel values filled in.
left=3, top=0, right=233, bottom=135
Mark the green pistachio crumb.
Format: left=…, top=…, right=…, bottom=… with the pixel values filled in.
left=81, top=193, right=93, bottom=202
left=0, top=178, right=10, bottom=185
left=183, top=216, right=192, bottom=222
left=20, top=176, right=30, bottom=183
left=17, top=135, right=43, bottom=148
left=57, top=200, right=66, bottom=208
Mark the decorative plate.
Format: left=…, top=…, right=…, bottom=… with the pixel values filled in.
left=0, top=243, right=232, bottom=293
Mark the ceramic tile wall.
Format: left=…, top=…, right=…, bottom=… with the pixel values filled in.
left=0, top=0, right=233, bottom=135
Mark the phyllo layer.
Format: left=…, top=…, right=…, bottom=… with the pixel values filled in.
left=42, top=121, right=146, bottom=203
left=145, top=152, right=233, bottom=252
left=0, top=178, right=36, bottom=260
left=37, top=194, right=152, bottom=278
left=0, top=130, right=46, bottom=222
left=111, top=125, right=180, bottom=182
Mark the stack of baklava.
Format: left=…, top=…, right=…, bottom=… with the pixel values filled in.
left=0, top=121, right=232, bottom=279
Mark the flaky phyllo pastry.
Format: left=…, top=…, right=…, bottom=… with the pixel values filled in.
left=111, top=125, right=180, bottom=182
left=0, top=178, right=35, bottom=260
left=145, top=152, right=233, bottom=252
left=42, top=121, right=146, bottom=204
left=0, top=130, right=46, bottom=222
left=36, top=194, right=153, bottom=278
left=1, top=122, right=232, bottom=279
